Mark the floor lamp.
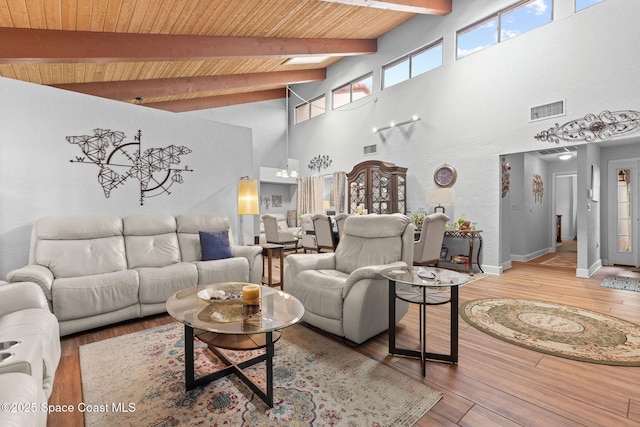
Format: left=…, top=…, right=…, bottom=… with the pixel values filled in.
left=238, top=177, right=260, bottom=245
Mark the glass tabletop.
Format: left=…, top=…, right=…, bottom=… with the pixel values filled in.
left=166, top=282, right=305, bottom=335
left=381, top=266, right=469, bottom=288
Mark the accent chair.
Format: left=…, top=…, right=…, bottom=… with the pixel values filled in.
left=413, top=213, right=449, bottom=266
left=262, top=214, right=298, bottom=252
left=284, top=213, right=414, bottom=344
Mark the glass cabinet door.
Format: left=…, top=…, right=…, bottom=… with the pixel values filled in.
left=397, top=175, right=406, bottom=214
left=349, top=172, right=366, bottom=213
left=371, top=171, right=390, bottom=214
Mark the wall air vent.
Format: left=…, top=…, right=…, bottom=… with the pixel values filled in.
left=363, top=144, right=377, bottom=155
left=530, top=100, right=565, bottom=122
left=536, top=146, right=577, bottom=156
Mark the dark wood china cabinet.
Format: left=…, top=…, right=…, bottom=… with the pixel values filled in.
left=346, top=160, right=407, bottom=215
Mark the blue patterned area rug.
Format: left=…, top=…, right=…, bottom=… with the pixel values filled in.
left=80, top=322, right=441, bottom=426
left=600, top=275, right=640, bottom=292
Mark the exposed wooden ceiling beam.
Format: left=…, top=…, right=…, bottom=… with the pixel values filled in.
left=50, top=69, right=326, bottom=100
left=144, top=88, right=286, bottom=112
left=0, top=28, right=377, bottom=64
left=320, top=0, right=451, bottom=15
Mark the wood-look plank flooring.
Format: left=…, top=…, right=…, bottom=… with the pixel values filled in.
left=47, top=252, right=640, bottom=426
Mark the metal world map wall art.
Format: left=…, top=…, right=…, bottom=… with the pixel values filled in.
left=67, top=128, right=193, bottom=205
left=534, top=110, right=640, bottom=144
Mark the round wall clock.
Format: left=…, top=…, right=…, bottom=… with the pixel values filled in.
left=434, top=164, right=457, bottom=187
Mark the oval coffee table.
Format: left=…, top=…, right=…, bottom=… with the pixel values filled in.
left=382, top=267, right=469, bottom=376
left=166, top=282, right=304, bottom=407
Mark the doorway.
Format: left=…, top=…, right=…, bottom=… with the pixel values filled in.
left=609, top=160, right=640, bottom=267
left=554, top=173, right=577, bottom=256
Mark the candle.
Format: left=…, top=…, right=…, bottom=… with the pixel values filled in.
left=242, top=284, right=261, bottom=305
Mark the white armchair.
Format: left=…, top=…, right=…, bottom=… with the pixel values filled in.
left=414, top=213, right=449, bottom=266
left=262, top=214, right=298, bottom=252
left=0, top=282, right=60, bottom=403
left=284, top=214, right=414, bottom=344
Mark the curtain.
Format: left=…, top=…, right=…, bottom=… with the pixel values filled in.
left=332, top=171, right=347, bottom=214
left=297, top=175, right=324, bottom=215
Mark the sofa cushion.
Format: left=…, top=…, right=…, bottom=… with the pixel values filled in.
left=335, top=214, right=409, bottom=274
left=123, top=213, right=177, bottom=236
left=176, top=213, right=234, bottom=262
left=195, top=257, right=250, bottom=284
left=199, top=231, right=233, bottom=261
left=136, top=262, right=198, bottom=304
left=124, top=214, right=181, bottom=268
left=52, top=270, right=139, bottom=321
left=125, top=233, right=181, bottom=268
left=335, top=235, right=403, bottom=274
left=290, top=269, right=349, bottom=321
left=36, top=236, right=127, bottom=278
left=30, top=213, right=123, bottom=263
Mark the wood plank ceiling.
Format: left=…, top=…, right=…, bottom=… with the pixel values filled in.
left=0, top=0, right=451, bottom=112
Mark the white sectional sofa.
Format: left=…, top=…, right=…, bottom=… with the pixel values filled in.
left=0, top=281, right=60, bottom=427
left=6, top=213, right=263, bottom=336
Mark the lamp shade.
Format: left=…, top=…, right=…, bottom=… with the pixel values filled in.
left=426, top=188, right=455, bottom=205
left=238, top=178, right=259, bottom=215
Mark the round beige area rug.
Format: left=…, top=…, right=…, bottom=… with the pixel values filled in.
left=460, top=298, right=640, bottom=366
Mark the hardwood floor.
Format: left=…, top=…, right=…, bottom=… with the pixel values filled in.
left=47, top=258, right=640, bottom=426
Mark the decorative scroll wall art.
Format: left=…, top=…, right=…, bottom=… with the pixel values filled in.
left=532, top=174, right=544, bottom=203
left=67, top=129, right=193, bottom=205
left=534, top=110, right=640, bottom=143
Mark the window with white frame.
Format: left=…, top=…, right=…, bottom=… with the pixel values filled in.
left=332, top=73, right=373, bottom=109
left=295, top=95, right=326, bottom=124
left=576, top=0, right=604, bottom=12
left=457, top=0, right=552, bottom=60
left=382, top=40, right=443, bottom=89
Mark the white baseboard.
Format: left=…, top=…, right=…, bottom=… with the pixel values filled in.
left=482, top=264, right=504, bottom=275
left=510, top=247, right=551, bottom=263
left=576, top=259, right=602, bottom=278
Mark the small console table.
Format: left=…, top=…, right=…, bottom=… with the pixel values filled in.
left=443, top=229, right=483, bottom=275
left=251, top=243, right=284, bottom=288
left=382, top=267, right=469, bottom=376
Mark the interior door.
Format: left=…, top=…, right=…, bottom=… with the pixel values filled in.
left=610, top=160, right=639, bottom=267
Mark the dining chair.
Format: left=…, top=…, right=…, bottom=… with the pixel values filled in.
left=334, top=213, right=349, bottom=241
left=312, top=214, right=336, bottom=252
left=299, top=213, right=318, bottom=253
left=413, top=213, right=449, bottom=266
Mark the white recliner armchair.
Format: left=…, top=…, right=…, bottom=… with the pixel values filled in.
left=0, top=281, right=60, bottom=426
left=284, top=214, right=414, bottom=344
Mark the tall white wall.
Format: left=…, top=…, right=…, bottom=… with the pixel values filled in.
left=0, top=77, right=254, bottom=277
left=284, top=0, right=639, bottom=273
